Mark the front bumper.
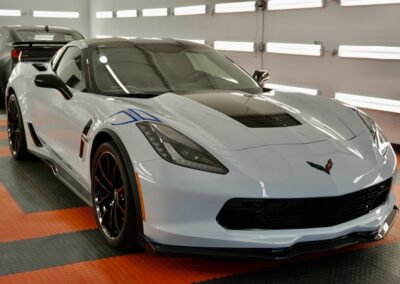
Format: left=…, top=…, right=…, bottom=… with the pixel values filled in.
left=143, top=206, right=398, bottom=259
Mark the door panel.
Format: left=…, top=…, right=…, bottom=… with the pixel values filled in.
left=31, top=46, right=83, bottom=173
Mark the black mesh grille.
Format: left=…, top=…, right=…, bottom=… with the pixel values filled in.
left=231, top=113, right=301, bottom=128
left=217, top=178, right=392, bottom=230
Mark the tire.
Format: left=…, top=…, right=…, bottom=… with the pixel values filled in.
left=0, top=83, right=5, bottom=111
left=91, top=141, right=140, bottom=248
left=7, top=94, right=31, bottom=160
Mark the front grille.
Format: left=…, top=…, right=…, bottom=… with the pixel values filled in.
left=231, top=113, right=301, bottom=128
left=217, top=178, right=392, bottom=230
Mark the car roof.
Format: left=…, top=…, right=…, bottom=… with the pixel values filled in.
left=70, top=37, right=205, bottom=50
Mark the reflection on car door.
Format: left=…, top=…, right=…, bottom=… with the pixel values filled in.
left=31, top=46, right=83, bottom=172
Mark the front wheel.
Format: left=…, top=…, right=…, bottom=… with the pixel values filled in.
left=91, top=141, right=140, bottom=248
left=7, top=94, right=30, bottom=160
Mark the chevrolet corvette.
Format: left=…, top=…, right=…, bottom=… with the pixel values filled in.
left=5, top=38, right=398, bottom=258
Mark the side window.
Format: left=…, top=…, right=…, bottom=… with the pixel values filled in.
left=51, top=48, right=64, bottom=70
left=55, top=47, right=85, bottom=91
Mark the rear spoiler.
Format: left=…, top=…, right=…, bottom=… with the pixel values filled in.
left=11, top=42, right=68, bottom=63
left=13, top=41, right=69, bottom=47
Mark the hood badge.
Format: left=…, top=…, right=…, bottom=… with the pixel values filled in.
left=307, top=159, right=333, bottom=175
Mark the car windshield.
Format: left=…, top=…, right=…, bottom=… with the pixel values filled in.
left=91, top=43, right=262, bottom=96
left=15, top=29, right=83, bottom=42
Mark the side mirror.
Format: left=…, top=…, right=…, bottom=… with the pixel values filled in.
left=34, top=74, right=73, bottom=100
left=253, top=70, right=270, bottom=86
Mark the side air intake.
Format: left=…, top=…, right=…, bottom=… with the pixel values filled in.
left=27, top=123, right=43, bottom=147
left=231, top=113, right=301, bottom=128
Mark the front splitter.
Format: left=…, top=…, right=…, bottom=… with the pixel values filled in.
left=142, top=206, right=398, bottom=260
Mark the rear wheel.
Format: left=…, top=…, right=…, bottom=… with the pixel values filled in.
left=0, top=82, right=5, bottom=111
left=91, top=142, right=139, bottom=248
left=7, top=94, right=30, bottom=160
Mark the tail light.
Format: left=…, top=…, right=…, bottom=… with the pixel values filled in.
left=11, top=49, right=22, bottom=61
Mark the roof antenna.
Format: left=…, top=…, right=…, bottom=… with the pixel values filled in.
left=44, top=25, right=50, bottom=33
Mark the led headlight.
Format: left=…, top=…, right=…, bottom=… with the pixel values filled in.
left=358, top=110, right=390, bottom=156
left=137, top=122, right=228, bottom=174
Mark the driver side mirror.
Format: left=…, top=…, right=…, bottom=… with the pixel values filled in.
left=253, top=70, right=270, bottom=86
left=34, top=74, right=73, bottom=100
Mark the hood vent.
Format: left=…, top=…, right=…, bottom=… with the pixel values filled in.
left=231, top=113, right=301, bottom=128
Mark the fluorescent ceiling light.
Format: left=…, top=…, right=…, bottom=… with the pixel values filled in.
left=341, top=0, right=400, bottom=6
left=175, top=38, right=206, bottom=44
left=119, top=36, right=137, bottom=39
left=266, top=83, right=320, bottom=96
left=268, top=0, right=324, bottom=10
left=214, top=41, right=255, bottom=52
left=33, top=11, right=79, bottom=18
left=96, top=11, right=113, bottom=18
left=338, top=45, right=400, bottom=60
left=0, top=9, right=21, bottom=17
left=266, top=42, right=323, bottom=56
left=142, top=8, right=168, bottom=17
left=143, top=37, right=162, bottom=40
left=174, top=5, right=206, bottom=16
left=335, top=93, right=400, bottom=113
left=116, top=10, right=137, bottom=18
left=183, top=39, right=206, bottom=44
left=96, top=35, right=113, bottom=39
left=215, top=1, right=256, bottom=13
left=34, top=35, right=54, bottom=41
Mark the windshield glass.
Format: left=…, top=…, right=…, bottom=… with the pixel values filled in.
left=91, top=43, right=262, bottom=96
left=15, top=29, right=83, bottom=42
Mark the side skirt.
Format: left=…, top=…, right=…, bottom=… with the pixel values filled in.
left=29, top=150, right=92, bottom=206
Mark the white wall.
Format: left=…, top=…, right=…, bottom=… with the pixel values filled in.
left=0, top=0, right=91, bottom=36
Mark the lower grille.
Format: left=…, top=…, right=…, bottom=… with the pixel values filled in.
left=217, top=178, right=392, bottom=230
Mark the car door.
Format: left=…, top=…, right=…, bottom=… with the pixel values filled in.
left=31, top=46, right=83, bottom=172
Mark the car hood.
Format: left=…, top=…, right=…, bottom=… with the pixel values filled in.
left=115, top=90, right=367, bottom=151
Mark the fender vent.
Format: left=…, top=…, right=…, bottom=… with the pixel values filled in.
left=27, top=123, right=43, bottom=147
left=79, top=119, right=93, bottom=158
left=231, top=113, right=301, bottom=128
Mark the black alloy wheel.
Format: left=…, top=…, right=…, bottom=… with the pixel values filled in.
left=92, top=142, right=139, bottom=248
left=7, top=94, right=30, bottom=159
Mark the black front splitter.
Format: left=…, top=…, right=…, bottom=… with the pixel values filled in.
left=142, top=206, right=398, bottom=260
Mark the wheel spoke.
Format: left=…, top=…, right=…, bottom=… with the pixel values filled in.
left=100, top=202, right=112, bottom=225
left=95, top=192, right=111, bottom=206
left=94, top=176, right=112, bottom=194
left=112, top=162, right=118, bottom=186
left=108, top=201, right=115, bottom=233
left=98, top=158, right=113, bottom=188
left=114, top=203, right=121, bottom=233
left=116, top=202, right=125, bottom=216
left=107, top=155, right=112, bottom=184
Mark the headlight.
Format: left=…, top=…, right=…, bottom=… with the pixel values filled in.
left=357, top=110, right=390, bottom=156
left=137, top=122, right=228, bottom=174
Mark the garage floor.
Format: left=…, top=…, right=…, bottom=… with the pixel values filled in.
left=0, top=113, right=399, bottom=283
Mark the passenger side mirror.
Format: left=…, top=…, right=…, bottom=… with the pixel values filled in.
left=34, top=74, right=73, bottom=100
left=253, top=70, right=270, bottom=86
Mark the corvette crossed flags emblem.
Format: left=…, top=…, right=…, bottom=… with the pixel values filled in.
left=307, top=159, right=334, bottom=175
